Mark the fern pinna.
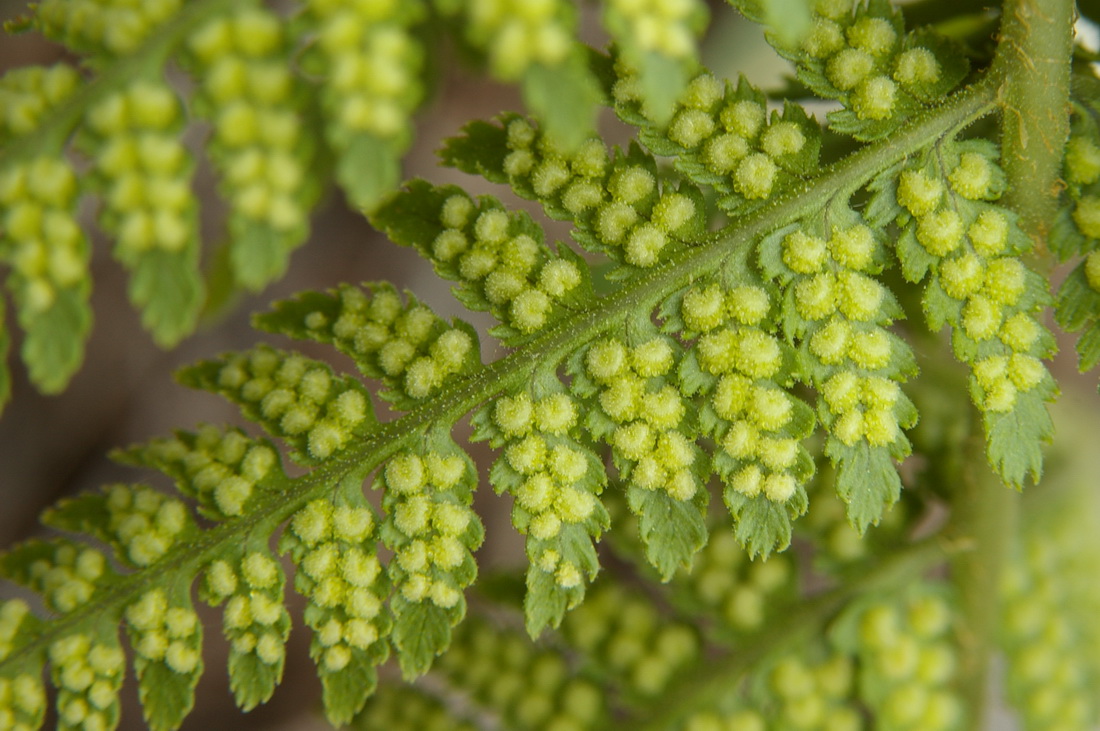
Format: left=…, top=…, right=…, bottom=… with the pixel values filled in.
left=3, top=0, right=1100, bottom=729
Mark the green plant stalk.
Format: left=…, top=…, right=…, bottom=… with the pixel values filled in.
left=636, top=536, right=952, bottom=731
left=994, top=0, right=1075, bottom=249
left=946, top=429, right=1018, bottom=729
left=0, top=74, right=999, bottom=676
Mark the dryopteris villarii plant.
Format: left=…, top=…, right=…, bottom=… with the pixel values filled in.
left=1, top=0, right=1100, bottom=729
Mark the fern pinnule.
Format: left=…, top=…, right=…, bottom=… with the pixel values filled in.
left=612, top=69, right=823, bottom=216
left=299, top=0, right=425, bottom=209
left=736, top=0, right=970, bottom=141
left=377, top=431, right=483, bottom=680
left=1053, top=93, right=1100, bottom=380
left=78, top=75, right=202, bottom=345
left=472, top=379, right=610, bottom=636
left=600, top=0, right=709, bottom=125
left=255, top=282, right=482, bottom=409
left=662, top=242, right=817, bottom=557
left=442, top=114, right=708, bottom=273
left=567, top=321, right=711, bottom=576
left=280, top=491, right=390, bottom=723
left=179, top=346, right=377, bottom=465
left=882, top=140, right=1057, bottom=486
left=558, top=577, right=701, bottom=700
left=760, top=207, right=918, bottom=531
left=371, top=182, right=591, bottom=343
left=184, top=6, right=319, bottom=291
left=435, top=614, right=610, bottom=729
left=0, top=151, right=92, bottom=394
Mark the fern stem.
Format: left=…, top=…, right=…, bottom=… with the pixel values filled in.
left=0, top=0, right=236, bottom=163
left=993, top=0, right=1075, bottom=249
left=0, top=73, right=999, bottom=678
left=946, top=432, right=1018, bottom=730
left=633, top=536, right=952, bottom=731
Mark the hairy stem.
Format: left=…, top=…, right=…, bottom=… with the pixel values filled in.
left=635, top=537, right=952, bottom=731
left=0, top=75, right=999, bottom=675
left=994, top=0, right=1075, bottom=249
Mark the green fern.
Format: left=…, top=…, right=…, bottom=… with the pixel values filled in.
left=2, top=1, right=1100, bottom=730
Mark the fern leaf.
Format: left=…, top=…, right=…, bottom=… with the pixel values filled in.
left=759, top=206, right=918, bottom=530
left=184, top=7, right=320, bottom=291
left=442, top=0, right=600, bottom=148
left=569, top=316, right=710, bottom=575
left=885, top=141, right=1058, bottom=486
left=377, top=429, right=484, bottom=678
left=177, top=346, right=377, bottom=465
left=611, top=69, right=823, bottom=216
left=124, top=585, right=203, bottom=731
left=299, top=0, right=426, bottom=210
left=738, top=0, right=969, bottom=140
left=601, top=0, right=708, bottom=124
left=77, top=76, right=204, bottom=344
left=278, top=471, right=390, bottom=724
left=255, top=283, right=482, bottom=408
left=353, top=683, right=480, bottom=729
left=373, top=181, right=593, bottom=343
left=0, top=600, right=47, bottom=730
left=115, top=426, right=287, bottom=521
left=442, top=114, right=709, bottom=277
left=473, top=372, right=610, bottom=635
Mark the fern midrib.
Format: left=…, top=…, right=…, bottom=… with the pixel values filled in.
left=0, top=0, right=235, bottom=164
left=0, top=73, right=998, bottom=675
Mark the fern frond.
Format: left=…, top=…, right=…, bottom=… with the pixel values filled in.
left=0, top=60, right=1007, bottom=728
left=6, top=1, right=1096, bottom=728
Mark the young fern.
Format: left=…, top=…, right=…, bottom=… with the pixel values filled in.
left=2, top=1, right=1100, bottom=730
